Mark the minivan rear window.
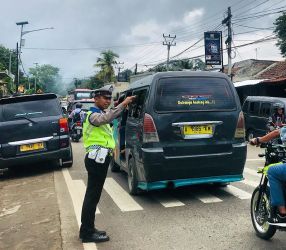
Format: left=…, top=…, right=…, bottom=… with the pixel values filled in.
left=155, top=77, right=236, bottom=112
left=1, top=99, right=61, bottom=121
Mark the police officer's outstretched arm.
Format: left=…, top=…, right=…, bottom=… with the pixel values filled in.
left=89, top=96, right=136, bottom=126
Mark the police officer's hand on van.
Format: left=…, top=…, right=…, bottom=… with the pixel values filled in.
left=122, top=96, right=136, bottom=107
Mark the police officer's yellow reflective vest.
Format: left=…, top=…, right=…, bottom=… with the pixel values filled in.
left=83, top=111, right=115, bottom=152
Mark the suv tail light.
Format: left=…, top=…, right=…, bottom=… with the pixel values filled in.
left=235, top=111, right=245, bottom=139
left=59, top=118, right=69, bottom=133
left=143, top=113, right=159, bottom=143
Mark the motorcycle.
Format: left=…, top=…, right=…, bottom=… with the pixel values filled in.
left=70, top=121, right=83, bottom=142
left=251, top=140, right=286, bottom=239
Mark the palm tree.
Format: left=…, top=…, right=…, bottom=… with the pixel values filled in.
left=95, top=50, right=119, bottom=83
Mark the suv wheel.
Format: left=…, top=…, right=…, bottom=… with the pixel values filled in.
left=60, top=146, right=73, bottom=168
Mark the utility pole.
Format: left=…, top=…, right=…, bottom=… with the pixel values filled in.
left=134, top=63, right=138, bottom=75
left=116, top=62, right=124, bottom=81
left=163, top=34, right=176, bottom=71
left=222, top=7, right=232, bottom=76
left=33, top=62, right=39, bottom=93
left=14, top=43, right=19, bottom=94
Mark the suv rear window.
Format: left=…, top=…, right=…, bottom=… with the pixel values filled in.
left=155, top=77, right=236, bottom=112
left=1, top=99, right=61, bottom=121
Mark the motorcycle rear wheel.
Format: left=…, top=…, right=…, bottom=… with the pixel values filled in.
left=251, top=186, right=276, bottom=240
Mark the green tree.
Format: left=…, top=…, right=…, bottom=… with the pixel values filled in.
left=29, top=64, right=62, bottom=93
left=274, top=12, right=286, bottom=57
left=94, top=50, right=119, bottom=83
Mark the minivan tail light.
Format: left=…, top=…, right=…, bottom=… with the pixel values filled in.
left=143, top=113, right=159, bottom=143
left=59, top=118, right=69, bottom=133
left=235, top=111, right=245, bottom=139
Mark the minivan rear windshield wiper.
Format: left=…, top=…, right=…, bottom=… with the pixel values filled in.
left=13, top=116, right=37, bottom=124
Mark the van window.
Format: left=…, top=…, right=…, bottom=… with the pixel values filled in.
left=155, top=77, right=236, bottom=112
left=260, top=102, right=271, bottom=117
left=128, top=89, right=148, bottom=119
left=249, top=102, right=260, bottom=116
left=1, top=99, right=61, bottom=121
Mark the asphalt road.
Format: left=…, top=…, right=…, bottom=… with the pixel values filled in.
left=61, top=142, right=286, bottom=250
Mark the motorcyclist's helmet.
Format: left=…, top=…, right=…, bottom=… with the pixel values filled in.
left=75, top=103, right=83, bottom=109
left=273, top=103, right=284, bottom=110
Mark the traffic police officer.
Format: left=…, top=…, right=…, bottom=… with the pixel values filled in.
left=79, top=85, right=135, bottom=243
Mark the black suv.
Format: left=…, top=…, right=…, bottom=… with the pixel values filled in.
left=0, top=94, right=73, bottom=171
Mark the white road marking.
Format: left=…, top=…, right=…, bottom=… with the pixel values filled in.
left=246, top=158, right=264, bottom=161
left=241, top=179, right=258, bottom=188
left=103, top=178, right=143, bottom=212
left=153, top=193, right=185, bottom=207
left=74, top=180, right=100, bottom=214
left=220, top=185, right=251, bottom=199
left=194, top=192, right=223, bottom=204
left=244, top=167, right=260, bottom=177
left=62, top=169, right=98, bottom=250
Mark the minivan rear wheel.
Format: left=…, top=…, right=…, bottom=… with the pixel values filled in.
left=128, top=157, right=140, bottom=195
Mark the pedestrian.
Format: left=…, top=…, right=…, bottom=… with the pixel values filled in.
left=79, top=85, right=136, bottom=243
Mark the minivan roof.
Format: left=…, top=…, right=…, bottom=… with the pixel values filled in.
left=245, top=96, right=286, bottom=103
left=128, top=71, right=230, bottom=90
left=0, top=93, right=57, bottom=105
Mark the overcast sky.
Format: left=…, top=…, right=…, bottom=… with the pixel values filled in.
left=1, top=0, right=285, bottom=82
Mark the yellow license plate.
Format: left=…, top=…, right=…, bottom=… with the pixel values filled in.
left=183, top=125, right=213, bottom=135
left=20, top=142, right=44, bottom=152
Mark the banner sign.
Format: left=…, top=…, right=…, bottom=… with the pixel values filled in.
left=204, top=31, right=222, bottom=65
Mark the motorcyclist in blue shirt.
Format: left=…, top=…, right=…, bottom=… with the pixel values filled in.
left=250, top=128, right=286, bottom=225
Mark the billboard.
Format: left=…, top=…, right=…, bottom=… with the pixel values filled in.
left=204, top=31, right=222, bottom=66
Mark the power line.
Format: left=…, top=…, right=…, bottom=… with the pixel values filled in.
left=234, top=24, right=275, bottom=30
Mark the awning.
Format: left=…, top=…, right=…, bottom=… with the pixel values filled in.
left=233, top=79, right=268, bottom=88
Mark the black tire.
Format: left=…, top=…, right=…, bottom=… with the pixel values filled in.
left=250, top=186, right=276, bottom=240
left=127, top=157, right=140, bottom=195
left=246, top=129, right=254, bottom=141
left=61, top=145, right=73, bottom=168
left=110, top=157, right=120, bottom=172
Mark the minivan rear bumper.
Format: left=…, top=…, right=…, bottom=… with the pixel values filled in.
left=139, top=142, right=247, bottom=189
left=0, top=147, right=71, bottom=169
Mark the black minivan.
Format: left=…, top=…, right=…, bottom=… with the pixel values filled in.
left=0, top=94, right=73, bottom=171
left=242, top=96, right=286, bottom=140
left=112, top=71, right=247, bottom=194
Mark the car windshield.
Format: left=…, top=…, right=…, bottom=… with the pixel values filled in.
left=1, top=99, right=61, bottom=121
left=80, top=102, right=94, bottom=111
left=155, top=77, right=236, bottom=112
left=75, top=92, right=92, bottom=100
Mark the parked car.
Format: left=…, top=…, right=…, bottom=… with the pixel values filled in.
left=0, top=93, right=73, bottom=172
left=112, top=71, right=246, bottom=194
left=242, top=96, right=286, bottom=141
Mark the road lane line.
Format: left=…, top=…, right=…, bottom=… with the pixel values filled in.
left=246, top=159, right=264, bottom=161
left=62, top=169, right=98, bottom=250
left=152, top=193, right=185, bottom=207
left=220, top=185, right=251, bottom=199
left=244, top=167, right=260, bottom=177
left=194, top=191, right=223, bottom=204
left=241, top=179, right=258, bottom=188
left=74, top=180, right=100, bottom=214
left=103, top=178, right=143, bottom=212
